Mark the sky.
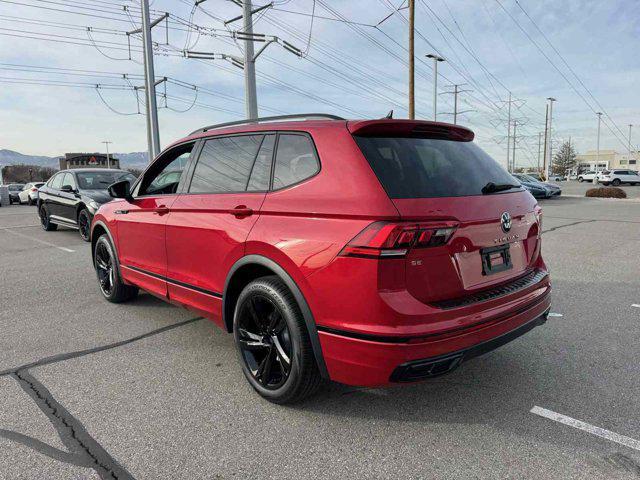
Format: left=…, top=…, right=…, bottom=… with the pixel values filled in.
left=0, top=0, right=639, bottom=170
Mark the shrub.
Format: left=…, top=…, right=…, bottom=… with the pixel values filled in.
left=585, top=187, right=627, bottom=199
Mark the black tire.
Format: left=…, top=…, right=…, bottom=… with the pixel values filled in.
left=94, top=234, right=138, bottom=303
left=612, top=178, right=621, bottom=186
left=78, top=208, right=91, bottom=242
left=39, top=205, right=57, bottom=231
left=578, top=177, right=584, bottom=182
left=233, top=276, right=321, bottom=404
left=28, top=197, right=34, bottom=206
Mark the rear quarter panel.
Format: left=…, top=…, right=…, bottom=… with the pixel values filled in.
left=245, top=124, right=400, bottom=313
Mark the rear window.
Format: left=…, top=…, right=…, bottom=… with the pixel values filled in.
left=354, top=136, right=519, bottom=198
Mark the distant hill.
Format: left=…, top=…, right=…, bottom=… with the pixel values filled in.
left=0, top=149, right=149, bottom=169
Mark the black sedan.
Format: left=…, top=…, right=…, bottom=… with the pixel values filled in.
left=38, top=169, right=137, bottom=241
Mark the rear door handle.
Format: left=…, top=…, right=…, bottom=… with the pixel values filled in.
left=230, top=205, right=253, bottom=218
left=155, top=205, right=170, bottom=215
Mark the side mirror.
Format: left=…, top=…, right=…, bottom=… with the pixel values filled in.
left=60, top=184, right=74, bottom=193
left=108, top=180, right=133, bottom=202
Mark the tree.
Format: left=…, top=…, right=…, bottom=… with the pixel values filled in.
left=552, top=140, right=577, bottom=175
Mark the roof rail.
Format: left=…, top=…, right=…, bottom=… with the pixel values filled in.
left=189, top=113, right=346, bottom=136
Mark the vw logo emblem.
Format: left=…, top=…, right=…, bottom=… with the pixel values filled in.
left=500, top=212, right=512, bottom=233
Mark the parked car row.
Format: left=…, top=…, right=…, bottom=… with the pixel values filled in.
left=511, top=173, right=562, bottom=199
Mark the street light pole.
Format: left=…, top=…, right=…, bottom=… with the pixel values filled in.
left=596, top=112, right=602, bottom=174
left=141, top=0, right=161, bottom=162
left=426, top=54, right=445, bottom=121
left=102, top=141, right=112, bottom=169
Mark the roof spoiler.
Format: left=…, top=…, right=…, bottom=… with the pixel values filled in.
left=347, top=119, right=474, bottom=142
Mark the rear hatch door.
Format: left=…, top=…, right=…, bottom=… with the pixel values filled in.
left=350, top=120, right=540, bottom=304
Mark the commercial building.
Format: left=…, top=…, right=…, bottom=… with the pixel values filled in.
left=574, top=150, right=638, bottom=173
left=59, top=153, right=120, bottom=170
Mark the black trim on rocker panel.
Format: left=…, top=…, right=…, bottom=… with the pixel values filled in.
left=224, top=255, right=329, bottom=379
left=124, top=265, right=223, bottom=298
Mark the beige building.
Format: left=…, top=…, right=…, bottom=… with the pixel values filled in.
left=574, top=150, right=638, bottom=173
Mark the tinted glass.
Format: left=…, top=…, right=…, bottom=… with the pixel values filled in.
left=247, top=135, right=275, bottom=191
left=355, top=136, right=519, bottom=198
left=50, top=174, right=63, bottom=190
left=273, top=134, right=319, bottom=189
left=141, top=146, right=191, bottom=196
left=8, top=184, right=24, bottom=191
left=77, top=171, right=137, bottom=190
left=190, top=135, right=263, bottom=193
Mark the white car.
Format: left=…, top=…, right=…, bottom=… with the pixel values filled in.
left=597, top=169, right=640, bottom=186
left=18, top=182, right=45, bottom=205
left=577, top=171, right=597, bottom=182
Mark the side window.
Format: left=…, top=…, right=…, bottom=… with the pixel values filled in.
left=138, top=143, right=194, bottom=196
left=62, top=173, right=77, bottom=190
left=247, top=135, right=275, bottom=191
left=273, top=134, right=319, bottom=190
left=50, top=174, right=63, bottom=190
left=189, top=135, right=263, bottom=193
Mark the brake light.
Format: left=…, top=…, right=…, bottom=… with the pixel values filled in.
left=535, top=208, right=543, bottom=238
left=31, top=187, right=38, bottom=192
left=339, top=221, right=457, bottom=258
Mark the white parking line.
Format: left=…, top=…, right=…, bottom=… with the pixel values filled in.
left=0, top=224, right=40, bottom=230
left=1, top=228, right=75, bottom=253
left=531, top=406, right=640, bottom=452
left=547, top=312, right=564, bottom=318
left=631, top=304, right=640, bottom=309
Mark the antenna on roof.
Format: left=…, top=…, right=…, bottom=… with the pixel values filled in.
left=384, top=110, right=393, bottom=119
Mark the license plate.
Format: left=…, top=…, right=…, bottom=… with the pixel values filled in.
left=480, top=244, right=512, bottom=275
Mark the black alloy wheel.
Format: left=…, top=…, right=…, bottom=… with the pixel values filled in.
left=236, top=294, right=292, bottom=390
left=233, top=276, right=321, bottom=403
left=95, top=241, right=115, bottom=297
left=39, top=205, right=57, bottom=231
left=94, top=234, right=138, bottom=303
left=612, top=178, right=621, bottom=186
left=78, top=209, right=91, bottom=242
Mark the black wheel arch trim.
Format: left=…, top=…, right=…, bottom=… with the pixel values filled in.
left=223, top=254, right=329, bottom=379
left=91, top=220, right=122, bottom=278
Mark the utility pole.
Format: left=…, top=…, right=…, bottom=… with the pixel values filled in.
left=102, top=141, right=112, bottom=169
left=242, top=0, right=258, bottom=119
left=537, top=132, right=543, bottom=173
left=408, top=0, right=415, bottom=119
left=141, top=0, right=160, bottom=161
left=216, top=2, right=301, bottom=119
left=543, top=97, right=556, bottom=181
left=512, top=120, right=517, bottom=172
left=441, top=84, right=472, bottom=125
left=542, top=104, right=549, bottom=180
left=506, top=92, right=512, bottom=172
left=426, top=54, right=445, bottom=121
left=628, top=124, right=634, bottom=168
left=596, top=112, right=602, bottom=174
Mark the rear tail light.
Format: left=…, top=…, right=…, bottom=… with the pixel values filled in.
left=339, top=221, right=458, bottom=258
left=31, top=187, right=38, bottom=192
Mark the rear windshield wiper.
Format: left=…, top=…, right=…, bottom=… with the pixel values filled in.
left=481, top=182, right=520, bottom=194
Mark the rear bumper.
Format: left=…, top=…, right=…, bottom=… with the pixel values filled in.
left=317, top=289, right=551, bottom=387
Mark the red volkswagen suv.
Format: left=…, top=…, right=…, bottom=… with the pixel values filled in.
left=91, top=114, right=550, bottom=403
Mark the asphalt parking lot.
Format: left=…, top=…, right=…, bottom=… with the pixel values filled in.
left=1, top=197, right=639, bottom=479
